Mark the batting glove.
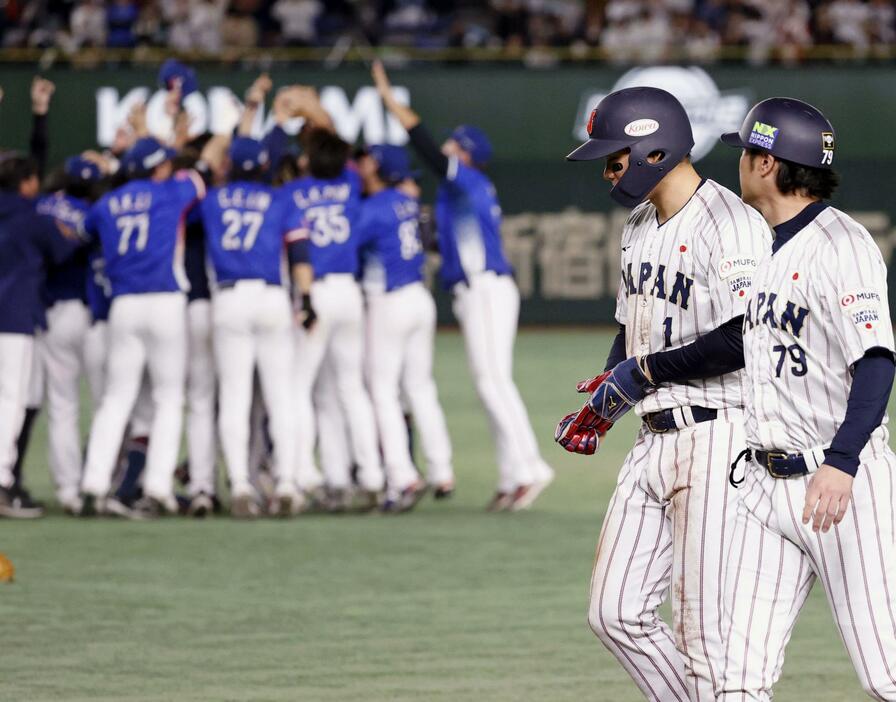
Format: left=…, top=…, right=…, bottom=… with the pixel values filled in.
left=554, top=371, right=615, bottom=455
left=589, top=357, right=654, bottom=423
left=298, top=293, right=317, bottom=330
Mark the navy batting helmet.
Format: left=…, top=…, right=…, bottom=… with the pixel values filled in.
left=720, top=97, right=835, bottom=170
left=567, top=87, right=695, bottom=207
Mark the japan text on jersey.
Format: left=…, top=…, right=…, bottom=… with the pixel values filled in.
left=742, top=204, right=895, bottom=454
left=435, top=157, right=512, bottom=289
left=82, top=171, right=204, bottom=297
left=200, top=181, right=296, bottom=287
left=358, top=188, right=425, bottom=294
left=279, top=168, right=363, bottom=278
left=615, top=179, right=772, bottom=416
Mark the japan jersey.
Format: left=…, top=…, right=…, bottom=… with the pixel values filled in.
left=279, top=168, right=362, bottom=278
left=435, top=157, right=512, bottom=289
left=36, top=192, right=90, bottom=306
left=357, top=188, right=425, bottom=294
left=615, top=179, right=772, bottom=416
left=742, top=203, right=895, bottom=454
left=200, top=181, right=299, bottom=286
left=83, top=170, right=204, bottom=297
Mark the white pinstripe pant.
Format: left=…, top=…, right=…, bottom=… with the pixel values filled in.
left=588, top=412, right=742, bottom=701
left=718, top=445, right=896, bottom=701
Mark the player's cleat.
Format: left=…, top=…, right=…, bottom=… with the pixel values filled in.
left=270, top=490, right=305, bottom=518
left=186, top=492, right=214, bottom=518
left=231, top=493, right=260, bottom=520
left=324, top=487, right=350, bottom=513
left=104, top=496, right=146, bottom=520
left=485, top=491, right=514, bottom=512
left=433, top=482, right=455, bottom=500
left=60, top=495, right=84, bottom=516
left=130, top=496, right=172, bottom=520
left=397, top=481, right=427, bottom=512
left=353, top=490, right=381, bottom=513
left=79, top=493, right=99, bottom=517
left=0, top=485, right=45, bottom=519
left=509, top=475, right=554, bottom=512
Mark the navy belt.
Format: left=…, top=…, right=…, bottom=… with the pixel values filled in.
left=218, top=279, right=276, bottom=290
left=754, top=449, right=810, bottom=478
left=643, top=406, right=717, bottom=433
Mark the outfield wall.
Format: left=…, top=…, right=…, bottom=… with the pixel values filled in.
left=1, top=64, right=894, bottom=324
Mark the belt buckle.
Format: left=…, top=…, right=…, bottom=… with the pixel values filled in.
left=644, top=413, right=668, bottom=434
left=765, top=451, right=788, bottom=478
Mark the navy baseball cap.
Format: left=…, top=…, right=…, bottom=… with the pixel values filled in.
left=64, top=156, right=103, bottom=182
left=367, top=144, right=417, bottom=183
left=158, top=59, right=199, bottom=97
left=720, top=97, right=836, bottom=170
left=229, top=137, right=269, bottom=172
left=121, top=137, right=177, bottom=176
left=450, top=125, right=493, bottom=166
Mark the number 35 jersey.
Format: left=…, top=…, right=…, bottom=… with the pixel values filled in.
left=279, top=168, right=363, bottom=278
left=83, top=171, right=205, bottom=297
left=200, top=181, right=301, bottom=286
left=616, top=179, right=771, bottom=416
left=742, top=203, right=895, bottom=453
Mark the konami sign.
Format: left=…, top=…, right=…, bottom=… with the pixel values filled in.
left=95, top=85, right=411, bottom=147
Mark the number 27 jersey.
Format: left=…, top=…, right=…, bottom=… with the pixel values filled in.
left=616, top=179, right=771, bottom=416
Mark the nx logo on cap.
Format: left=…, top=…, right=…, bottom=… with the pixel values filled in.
left=748, top=121, right=779, bottom=149
left=624, top=119, right=660, bottom=136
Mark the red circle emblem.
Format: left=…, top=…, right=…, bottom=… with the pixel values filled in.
left=792, top=273, right=799, bottom=280
left=680, top=245, right=687, bottom=253
left=841, top=294, right=856, bottom=307
left=866, top=323, right=873, bottom=329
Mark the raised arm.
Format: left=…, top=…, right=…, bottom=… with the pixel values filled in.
left=238, top=73, right=272, bottom=137
left=371, top=60, right=449, bottom=177
left=29, top=76, right=55, bottom=179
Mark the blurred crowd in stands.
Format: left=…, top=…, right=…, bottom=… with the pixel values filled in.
left=1, top=0, right=894, bottom=62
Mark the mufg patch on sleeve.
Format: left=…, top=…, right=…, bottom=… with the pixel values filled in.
left=841, top=289, right=883, bottom=329
left=748, top=121, right=778, bottom=149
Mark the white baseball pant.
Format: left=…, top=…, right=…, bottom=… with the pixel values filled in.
left=718, top=446, right=896, bottom=701
left=83, top=321, right=108, bottom=407
left=0, top=333, right=34, bottom=489
left=452, top=271, right=552, bottom=493
left=40, top=299, right=91, bottom=504
left=314, top=355, right=352, bottom=490
left=589, top=412, right=743, bottom=702
left=213, top=281, right=295, bottom=497
left=81, top=292, right=187, bottom=501
left=366, top=282, right=453, bottom=494
left=186, top=298, right=217, bottom=496
left=293, top=274, right=384, bottom=492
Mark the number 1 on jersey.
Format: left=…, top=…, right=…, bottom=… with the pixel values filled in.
left=662, top=317, right=673, bottom=349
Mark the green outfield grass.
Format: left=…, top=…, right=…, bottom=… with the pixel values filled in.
left=0, top=329, right=878, bottom=701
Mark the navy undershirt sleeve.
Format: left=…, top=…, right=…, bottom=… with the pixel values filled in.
left=824, top=348, right=896, bottom=476
left=604, top=324, right=626, bottom=371
left=645, top=315, right=745, bottom=383
left=407, top=123, right=450, bottom=178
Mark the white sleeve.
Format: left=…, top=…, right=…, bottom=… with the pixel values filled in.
left=819, top=229, right=895, bottom=367
left=697, top=195, right=771, bottom=324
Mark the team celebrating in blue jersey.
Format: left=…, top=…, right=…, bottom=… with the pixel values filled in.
left=0, top=62, right=553, bottom=519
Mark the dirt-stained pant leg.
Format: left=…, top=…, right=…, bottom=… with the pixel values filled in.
left=668, top=412, right=744, bottom=701
left=588, top=429, right=689, bottom=702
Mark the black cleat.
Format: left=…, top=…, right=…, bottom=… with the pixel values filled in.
left=433, top=482, right=455, bottom=500
left=0, top=485, right=44, bottom=519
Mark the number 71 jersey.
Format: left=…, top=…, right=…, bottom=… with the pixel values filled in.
left=616, top=179, right=772, bottom=416
left=83, top=171, right=205, bottom=297
left=742, top=205, right=896, bottom=453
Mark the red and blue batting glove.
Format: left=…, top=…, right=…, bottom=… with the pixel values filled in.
left=554, top=371, right=615, bottom=455
left=590, top=357, right=653, bottom=423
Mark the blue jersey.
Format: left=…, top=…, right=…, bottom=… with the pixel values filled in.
left=85, top=248, right=112, bottom=322
left=200, top=181, right=296, bottom=286
left=36, top=192, right=90, bottom=306
left=279, top=168, right=363, bottom=278
left=83, top=171, right=204, bottom=297
left=435, top=158, right=512, bottom=288
left=0, top=192, right=80, bottom=334
left=357, top=189, right=425, bottom=293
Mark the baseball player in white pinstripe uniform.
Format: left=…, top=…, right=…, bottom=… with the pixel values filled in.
left=715, top=100, right=896, bottom=701
left=556, top=87, right=771, bottom=700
